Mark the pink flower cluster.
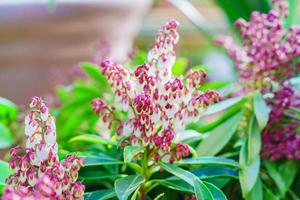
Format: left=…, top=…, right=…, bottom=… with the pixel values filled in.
left=216, top=0, right=300, bottom=161
left=3, top=97, right=84, bottom=200
left=262, top=85, right=300, bottom=160
left=215, top=0, right=300, bottom=93
left=92, top=19, right=220, bottom=163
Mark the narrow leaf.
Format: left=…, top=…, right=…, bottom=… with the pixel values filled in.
left=178, top=156, right=240, bottom=168
left=124, top=146, right=144, bottom=163
left=84, top=189, right=116, bottom=200
left=69, top=134, right=116, bottom=145
left=81, top=153, right=123, bottom=166
left=203, top=181, right=227, bottom=200
left=115, top=175, right=145, bottom=200
left=197, top=111, right=243, bottom=156
left=253, top=91, right=270, bottom=130
left=158, top=161, right=213, bottom=200
left=203, top=96, right=243, bottom=116
left=239, top=141, right=260, bottom=197
left=245, top=177, right=262, bottom=200
left=247, top=115, right=261, bottom=164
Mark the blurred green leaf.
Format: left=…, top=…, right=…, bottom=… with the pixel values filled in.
left=203, top=96, right=244, bottom=116
left=0, top=160, right=14, bottom=194
left=82, top=153, right=123, bottom=167
left=196, top=111, right=243, bottom=156
left=172, top=57, right=188, bottom=76
left=0, top=123, right=15, bottom=149
left=124, top=146, right=144, bottom=163
left=245, top=177, right=262, bottom=200
left=84, top=189, right=116, bottom=200
left=69, top=134, right=116, bottom=146
left=247, top=115, right=261, bottom=164
left=178, top=156, right=240, bottom=168
left=253, top=91, right=270, bottom=130
left=115, top=175, right=145, bottom=200
left=0, top=97, right=18, bottom=121
left=80, top=62, right=108, bottom=86
left=264, top=160, right=297, bottom=198
left=263, top=186, right=280, bottom=200
left=239, top=140, right=260, bottom=198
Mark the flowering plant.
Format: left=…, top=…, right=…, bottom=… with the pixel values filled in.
left=191, top=0, right=300, bottom=199
left=76, top=19, right=240, bottom=200
left=2, top=97, right=85, bottom=200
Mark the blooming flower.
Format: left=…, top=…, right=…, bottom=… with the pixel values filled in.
left=215, top=0, right=300, bottom=94
left=3, top=97, right=84, bottom=200
left=92, top=19, right=220, bottom=163
left=215, top=0, right=300, bottom=160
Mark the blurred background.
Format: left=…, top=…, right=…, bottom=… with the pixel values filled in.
left=0, top=0, right=237, bottom=105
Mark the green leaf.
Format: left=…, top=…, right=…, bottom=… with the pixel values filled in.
left=245, top=177, right=262, bottom=200
left=264, top=160, right=296, bottom=198
left=124, top=146, right=144, bottom=163
left=172, top=57, right=188, bottom=76
left=158, top=179, right=193, bottom=193
left=130, top=186, right=140, bottom=200
left=81, top=153, right=123, bottom=167
left=153, top=193, right=165, bottom=200
left=80, top=62, right=108, bottom=86
left=0, top=97, right=18, bottom=120
left=0, top=123, right=15, bottom=148
left=178, top=156, right=240, bottom=168
left=279, top=160, right=297, bottom=191
left=114, top=175, right=145, bottom=200
left=158, top=161, right=213, bottom=200
left=203, top=181, right=227, bottom=200
left=84, top=189, right=116, bottom=200
left=247, top=115, right=261, bottom=164
left=0, top=160, right=14, bottom=194
left=192, top=166, right=238, bottom=179
left=79, top=170, right=126, bottom=181
left=239, top=141, right=260, bottom=197
left=69, top=134, right=116, bottom=146
left=197, top=111, right=243, bottom=156
left=253, top=91, right=270, bottom=130
left=203, top=96, right=243, bottom=116
left=263, top=186, right=280, bottom=200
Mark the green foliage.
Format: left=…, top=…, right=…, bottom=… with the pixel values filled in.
left=0, top=97, right=18, bottom=149
left=114, top=175, right=145, bottom=200
left=0, top=160, right=14, bottom=194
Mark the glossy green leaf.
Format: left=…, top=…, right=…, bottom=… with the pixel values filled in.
left=203, top=96, right=243, bottom=116
left=80, top=62, right=108, bottom=86
left=158, top=179, right=193, bottom=193
left=0, top=123, right=15, bottom=148
left=114, top=175, right=145, bottom=200
left=239, top=141, right=260, bottom=197
left=203, top=181, right=227, bottom=200
left=178, top=156, right=240, bottom=168
left=158, top=161, right=213, bottom=200
left=69, top=134, right=116, bottom=146
left=253, top=91, right=270, bottom=130
left=81, top=153, right=123, bottom=167
left=192, top=166, right=238, bottom=179
left=79, top=170, right=126, bottom=181
left=197, top=111, right=243, bottom=156
left=130, top=186, right=140, bottom=200
left=124, top=146, right=144, bottom=163
left=172, top=57, right=188, bottom=76
left=245, top=177, right=262, bottom=200
left=0, top=160, right=14, bottom=194
left=84, top=189, right=116, bottom=200
left=247, top=115, right=261, bottom=164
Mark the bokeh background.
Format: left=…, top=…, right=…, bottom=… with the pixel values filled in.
left=0, top=0, right=237, bottom=105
